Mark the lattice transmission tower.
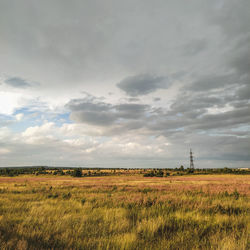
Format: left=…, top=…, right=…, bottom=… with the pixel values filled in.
left=190, top=149, right=194, bottom=169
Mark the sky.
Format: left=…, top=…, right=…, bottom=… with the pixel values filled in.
left=0, top=0, right=249, bottom=168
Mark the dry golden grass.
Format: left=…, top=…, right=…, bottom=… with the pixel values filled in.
left=0, top=174, right=249, bottom=249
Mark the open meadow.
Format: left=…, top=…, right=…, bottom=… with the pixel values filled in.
left=0, top=173, right=249, bottom=249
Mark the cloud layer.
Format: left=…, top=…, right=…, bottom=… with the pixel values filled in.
left=117, top=74, right=169, bottom=96
left=0, top=0, right=249, bottom=168
left=4, top=77, right=31, bottom=88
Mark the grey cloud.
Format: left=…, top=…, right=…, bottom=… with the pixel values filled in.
left=189, top=74, right=237, bottom=92
left=127, top=97, right=140, bottom=102
left=182, top=39, right=207, bottom=56
left=211, top=0, right=250, bottom=39
left=67, top=99, right=110, bottom=112
left=231, top=43, right=250, bottom=77
left=115, top=104, right=149, bottom=119
left=73, top=85, right=249, bottom=135
left=153, top=97, right=161, bottom=102
left=154, top=88, right=250, bottom=134
left=115, top=103, right=148, bottom=113
left=237, top=85, right=250, bottom=100
left=211, top=0, right=250, bottom=90
left=228, top=38, right=250, bottom=84
left=117, top=74, right=169, bottom=96
left=232, top=100, right=250, bottom=109
left=170, top=71, right=187, bottom=80
left=169, top=94, right=222, bottom=117
left=70, top=111, right=116, bottom=126
left=218, top=137, right=250, bottom=161
left=67, top=98, right=149, bottom=127
left=67, top=85, right=249, bottom=137
left=5, top=77, right=31, bottom=88
left=67, top=99, right=114, bottom=126
left=0, top=0, right=212, bottom=89
left=191, top=106, right=250, bottom=130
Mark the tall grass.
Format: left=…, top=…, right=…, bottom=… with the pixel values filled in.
left=0, top=175, right=249, bottom=249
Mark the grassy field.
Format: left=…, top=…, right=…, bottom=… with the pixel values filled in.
left=0, top=174, right=249, bottom=249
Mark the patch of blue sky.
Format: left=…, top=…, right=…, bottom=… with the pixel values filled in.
left=173, top=127, right=184, bottom=131
left=53, top=112, right=72, bottom=126
left=13, top=107, right=37, bottom=116
left=206, top=125, right=250, bottom=138
left=231, top=125, right=250, bottom=132
left=10, top=107, right=72, bottom=132
left=0, top=114, right=14, bottom=126
left=10, top=109, right=44, bottom=132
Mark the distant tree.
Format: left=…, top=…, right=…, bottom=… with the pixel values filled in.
left=143, top=170, right=164, bottom=177
left=156, top=170, right=164, bottom=177
left=65, top=170, right=71, bottom=175
left=56, top=169, right=65, bottom=175
left=143, top=171, right=154, bottom=177
left=180, top=165, right=184, bottom=171
left=72, top=168, right=82, bottom=177
left=222, top=167, right=232, bottom=174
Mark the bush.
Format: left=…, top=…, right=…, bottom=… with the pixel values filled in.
left=72, top=168, right=82, bottom=177
left=48, top=193, right=58, bottom=199
left=144, top=170, right=164, bottom=177
left=233, top=190, right=240, bottom=200
left=145, top=197, right=156, bottom=207
left=140, top=188, right=153, bottom=194
left=62, top=192, right=71, bottom=199
left=156, top=170, right=164, bottom=177
left=187, top=168, right=194, bottom=174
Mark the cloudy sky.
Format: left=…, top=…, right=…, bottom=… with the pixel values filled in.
left=0, top=0, right=249, bottom=168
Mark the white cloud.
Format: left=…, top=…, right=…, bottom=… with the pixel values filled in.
left=0, top=91, right=22, bottom=115
left=0, top=127, right=11, bottom=139
left=0, top=148, right=10, bottom=155
left=15, top=113, right=24, bottom=121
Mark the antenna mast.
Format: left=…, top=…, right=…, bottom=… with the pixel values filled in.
left=190, top=149, right=194, bottom=169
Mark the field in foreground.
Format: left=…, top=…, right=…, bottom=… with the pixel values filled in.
left=0, top=174, right=249, bottom=249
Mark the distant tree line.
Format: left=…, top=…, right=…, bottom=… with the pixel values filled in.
left=143, top=167, right=249, bottom=177
left=0, top=167, right=48, bottom=177
left=0, top=167, right=110, bottom=177
left=0, top=166, right=249, bottom=177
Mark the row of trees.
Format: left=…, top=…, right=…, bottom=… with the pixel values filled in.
left=0, top=166, right=249, bottom=177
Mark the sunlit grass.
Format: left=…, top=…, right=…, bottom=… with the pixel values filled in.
left=0, top=174, right=249, bottom=249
